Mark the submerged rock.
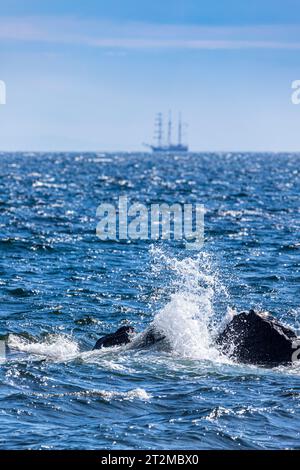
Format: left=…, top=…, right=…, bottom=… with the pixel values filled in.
left=216, top=310, right=298, bottom=366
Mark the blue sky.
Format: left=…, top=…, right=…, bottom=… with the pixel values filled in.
left=1, top=0, right=300, bottom=151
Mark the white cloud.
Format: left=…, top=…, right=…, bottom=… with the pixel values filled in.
left=0, top=16, right=299, bottom=50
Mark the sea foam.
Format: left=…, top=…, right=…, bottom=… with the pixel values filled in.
left=8, top=333, right=79, bottom=361
left=148, top=247, right=230, bottom=361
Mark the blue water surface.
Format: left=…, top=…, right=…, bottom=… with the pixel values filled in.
left=0, top=152, right=300, bottom=449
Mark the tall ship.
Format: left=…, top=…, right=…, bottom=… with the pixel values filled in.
left=145, top=112, right=189, bottom=153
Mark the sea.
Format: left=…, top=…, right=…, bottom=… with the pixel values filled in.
left=0, top=151, right=300, bottom=450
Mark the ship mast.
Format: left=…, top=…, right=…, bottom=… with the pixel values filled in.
left=178, top=112, right=182, bottom=146
left=167, top=111, right=172, bottom=146
left=154, top=112, right=163, bottom=148
left=146, top=111, right=188, bottom=151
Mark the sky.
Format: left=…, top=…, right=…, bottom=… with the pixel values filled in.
left=1, top=0, right=300, bottom=151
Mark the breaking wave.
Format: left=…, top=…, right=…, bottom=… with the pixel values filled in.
left=7, top=248, right=233, bottom=365
left=8, top=333, right=79, bottom=361
left=31, top=388, right=151, bottom=402
left=147, top=247, right=231, bottom=361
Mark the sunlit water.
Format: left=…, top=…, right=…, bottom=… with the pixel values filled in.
left=0, top=152, right=300, bottom=449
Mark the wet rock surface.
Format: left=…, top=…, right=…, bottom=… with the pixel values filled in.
left=216, top=310, right=298, bottom=366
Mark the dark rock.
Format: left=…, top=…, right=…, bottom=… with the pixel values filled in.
left=93, top=326, right=135, bottom=350
left=216, top=309, right=298, bottom=366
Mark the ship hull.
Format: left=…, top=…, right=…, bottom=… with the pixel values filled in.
left=150, top=144, right=189, bottom=153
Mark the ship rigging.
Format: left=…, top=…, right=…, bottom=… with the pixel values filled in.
left=145, top=112, right=188, bottom=152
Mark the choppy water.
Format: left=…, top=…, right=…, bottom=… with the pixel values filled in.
left=0, top=151, right=300, bottom=450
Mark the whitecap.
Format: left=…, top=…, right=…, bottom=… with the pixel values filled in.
left=8, top=333, right=79, bottom=361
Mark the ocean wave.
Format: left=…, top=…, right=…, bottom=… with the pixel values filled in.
left=147, top=247, right=230, bottom=362
left=30, top=388, right=151, bottom=402
left=8, top=333, right=79, bottom=361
